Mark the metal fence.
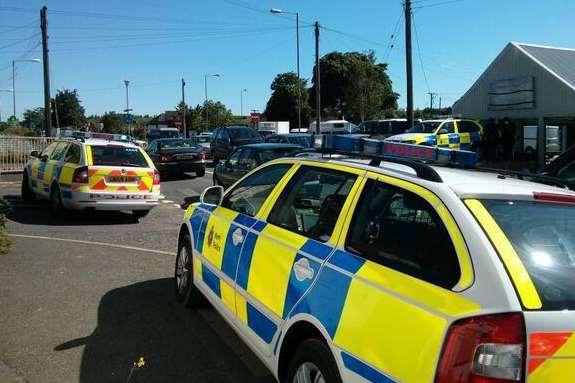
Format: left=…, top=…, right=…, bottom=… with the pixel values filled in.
left=0, top=136, right=56, bottom=174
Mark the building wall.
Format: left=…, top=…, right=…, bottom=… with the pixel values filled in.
left=453, top=44, right=575, bottom=120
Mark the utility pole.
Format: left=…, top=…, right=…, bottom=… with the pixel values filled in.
left=405, top=0, right=414, bottom=130
left=439, top=96, right=442, bottom=112
left=428, top=92, right=437, bottom=118
left=181, top=78, right=186, bottom=138
left=124, top=80, right=131, bottom=136
left=41, top=6, right=52, bottom=136
left=296, top=12, right=301, bottom=131
left=315, top=21, right=321, bottom=135
left=240, top=89, right=247, bottom=118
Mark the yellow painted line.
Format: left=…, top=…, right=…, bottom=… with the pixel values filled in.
left=8, top=234, right=174, bottom=255
left=465, top=199, right=542, bottom=309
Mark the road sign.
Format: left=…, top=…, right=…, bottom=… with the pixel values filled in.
left=250, top=112, right=260, bottom=124
left=7, top=116, right=18, bottom=127
left=123, top=113, right=134, bottom=124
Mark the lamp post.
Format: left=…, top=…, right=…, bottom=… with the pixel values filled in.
left=12, top=58, right=40, bottom=118
left=240, top=88, right=247, bottom=118
left=271, top=7, right=300, bottom=131
left=123, top=80, right=132, bottom=135
left=204, top=73, right=220, bottom=130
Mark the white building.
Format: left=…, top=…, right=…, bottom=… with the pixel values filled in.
left=453, top=42, right=575, bottom=166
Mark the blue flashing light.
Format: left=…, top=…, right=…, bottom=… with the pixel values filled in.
left=315, top=134, right=478, bottom=167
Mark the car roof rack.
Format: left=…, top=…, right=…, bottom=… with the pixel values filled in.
left=57, top=130, right=133, bottom=143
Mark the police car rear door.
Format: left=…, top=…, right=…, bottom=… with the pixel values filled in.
left=238, top=163, right=364, bottom=357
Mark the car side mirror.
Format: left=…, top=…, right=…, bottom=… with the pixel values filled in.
left=30, top=150, right=39, bottom=158
left=438, top=128, right=448, bottom=135
left=200, top=185, right=224, bottom=206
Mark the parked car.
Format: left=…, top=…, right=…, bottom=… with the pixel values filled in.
left=210, top=126, right=262, bottom=164
left=192, top=134, right=212, bottom=159
left=213, top=143, right=301, bottom=188
left=542, top=144, right=575, bottom=190
left=385, top=118, right=484, bottom=151
left=147, top=138, right=206, bottom=177
left=357, top=119, right=422, bottom=140
left=264, top=133, right=314, bottom=148
left=146, top=127, right=182, bottom=141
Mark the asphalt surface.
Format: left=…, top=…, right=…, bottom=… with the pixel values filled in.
left=0, top=171, right=275, bottom=383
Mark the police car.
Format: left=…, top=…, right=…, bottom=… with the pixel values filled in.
left=21, top=132, right=161, bottom=217
left=175, top=135, right=574, bottom=383
left=385, top=118, right=484, bottom=152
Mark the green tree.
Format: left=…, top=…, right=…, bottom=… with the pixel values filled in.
left=200, top=101, right=234, bottom=130
left=23, top=107, right=44, bottom=133
left=100, top=112, right=123, bottom=134
left=310, top=51, right=398, bottom=123
left=264, top=72, right=311, bottom=129
left=52, top=89, right=86, bottom=128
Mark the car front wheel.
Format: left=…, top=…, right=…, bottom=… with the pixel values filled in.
left=174, top=234, right=204, bottom=307
left=21, top=171, right=35, bottom=202
left=283, top=339, right=342, bottom=383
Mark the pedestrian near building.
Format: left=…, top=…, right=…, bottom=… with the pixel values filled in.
left=483, top=118, right=497, bottom=161
left=502, top=118, right=516, bottom=161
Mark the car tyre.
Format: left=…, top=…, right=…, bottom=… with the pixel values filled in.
left=283, top=339, right=342, bottom=383
left=174, top=234, right=205, bottom=307
left=50, top=185, right=65, bottom=217
left=21, top=171, right=35, bottom=202
left=133, top=210, right=150, bottom=218
left=196, top=168, right=206, bottom=178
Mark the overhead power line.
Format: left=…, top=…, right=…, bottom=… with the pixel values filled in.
left=412, top=13, right=430, bottom=93
left=413, top=0, right=466, bottom=10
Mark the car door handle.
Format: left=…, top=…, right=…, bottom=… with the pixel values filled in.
left=293, top=258, right=314, bottom=282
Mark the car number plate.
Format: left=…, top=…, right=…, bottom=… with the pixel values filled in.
left=177, top=154, right=194, bottom=160
left=108, top=175, right=137, bottom=183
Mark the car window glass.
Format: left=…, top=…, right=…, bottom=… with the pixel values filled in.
left=227, top=149, right=242, bottom=167
left=440, top=122, right=455, bottom=134
left=229, top=127, right=260, bottom=140
left=90, top=145, right=148, bottom=167
left=221, top=164, right=292, bottom=216
left=40, top=142, right=58, bottom=159
left=64, top=144, right=81, bottom=164
left=220, top=129, right=230, bottom=140
left=346, top=179, right=460, bottom=289
left=557, top=161, right=575, bottom=182
left=458, top=121, right=479, bottom=133
left=239, top=148, right=258, bottom=170
left=50, top=142, right=69, bottom=161
left=268, top=166, right=357, bottom=242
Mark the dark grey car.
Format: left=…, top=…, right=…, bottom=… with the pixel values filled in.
left=210, top=126, right=262, bottom=164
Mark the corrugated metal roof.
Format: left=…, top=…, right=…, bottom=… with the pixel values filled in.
left=516, top=43, right=575, bottom=90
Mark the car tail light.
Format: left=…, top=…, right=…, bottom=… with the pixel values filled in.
left=534, top=192, right=575, bottom=205
left=72, top=166, right=89, bottom=183
left=153, top=169, right=160, bottom=185
left=435, top=313, right=525, bottom=383
left=160, top=154, right=172, bottom=162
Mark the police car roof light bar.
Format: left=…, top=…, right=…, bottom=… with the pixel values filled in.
left=314, top=135, right=480, bottom=183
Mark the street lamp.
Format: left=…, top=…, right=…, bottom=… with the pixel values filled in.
left=12, top=58, right=40, bottom=118
left=204, top=73, right=220, bottom=130
left=123, top=80, right=132, bottom=135
left=270, top=7, right=301, bottom=131
left=240, top=88, right=247, bottom=117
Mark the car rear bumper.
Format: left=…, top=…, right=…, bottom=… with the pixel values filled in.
left=156, top=160, right=206, bottom=174
left=63, top=190, right=160, bottom=211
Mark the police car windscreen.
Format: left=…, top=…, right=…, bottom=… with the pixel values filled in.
left=482, top=199, right=575, bottom=310
left=90, top=145, right=148, bottom=167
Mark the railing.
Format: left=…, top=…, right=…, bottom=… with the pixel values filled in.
left=0, top=136, right=56, bottom=174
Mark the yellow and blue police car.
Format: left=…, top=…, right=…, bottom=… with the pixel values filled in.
left=175, top=136, right=575, bottom=383
left=21, top=133, right=161, bottom=217
left=385, top=118, right=484, bottom=152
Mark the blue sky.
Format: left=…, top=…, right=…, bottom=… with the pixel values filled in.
left=1, top=0, right=574, bottom=120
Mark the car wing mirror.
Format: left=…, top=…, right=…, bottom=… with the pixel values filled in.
left=438, top=129, right=448, bottom=135
left=30, top=150, right=39, bottom=158
left=200, top=185, right=224, bottom=206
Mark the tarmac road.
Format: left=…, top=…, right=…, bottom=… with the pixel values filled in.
left=0, top=171, right=275, bottom=383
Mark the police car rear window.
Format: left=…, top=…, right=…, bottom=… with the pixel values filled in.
left=482, top=200, right=575, bottom=311
left=90, top=145, right=148, bottom=168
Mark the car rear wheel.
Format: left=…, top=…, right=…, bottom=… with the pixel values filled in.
left=174, top=234, right=204, bottom=307
left=283, top=339, right=342, bottom=383
left=21, top=171, right=35, bottom=202
left=132, top=210, right=150, bottom=218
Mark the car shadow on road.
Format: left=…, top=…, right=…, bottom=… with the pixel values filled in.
left=3, top=194, right=141, bottom=226
left=54, top=278, right=275, bottom=383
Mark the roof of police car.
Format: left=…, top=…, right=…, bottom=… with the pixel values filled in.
left=65, top=138, right=138, bottom=147
left=281, top=155, right=575, bottom=197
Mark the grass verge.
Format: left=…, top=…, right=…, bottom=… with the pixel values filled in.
left=0, top=196, right=11, bottom=254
